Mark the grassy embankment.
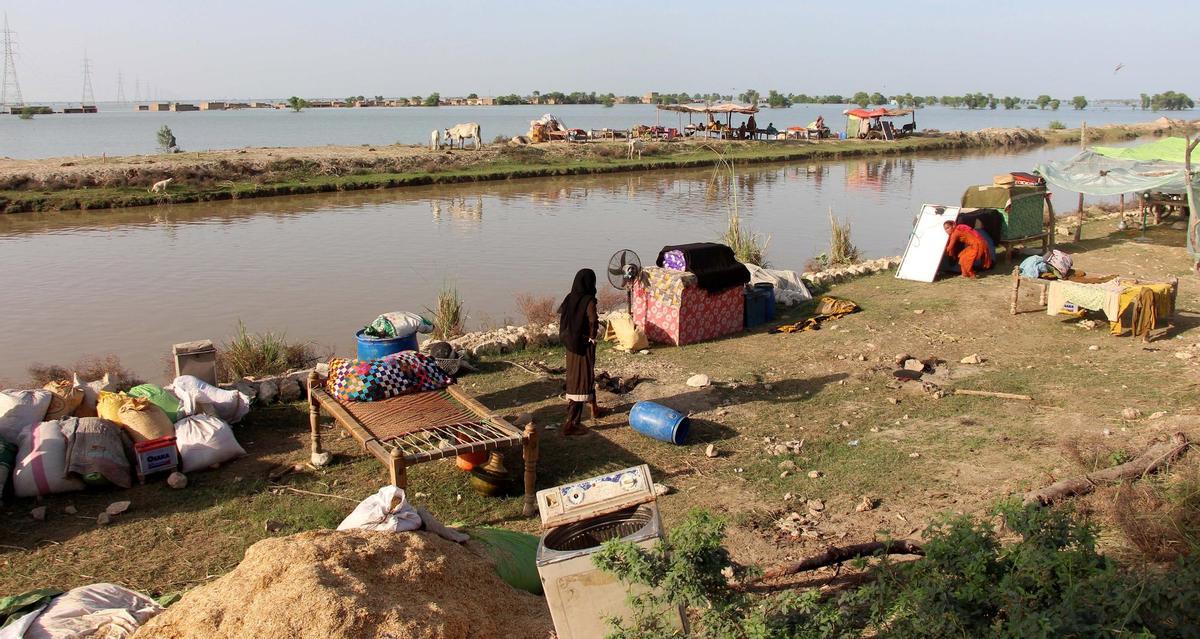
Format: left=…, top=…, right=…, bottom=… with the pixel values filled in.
left=2, top=217, right=1197, bottom=598
left=0, top=122, right=1167, bottom=214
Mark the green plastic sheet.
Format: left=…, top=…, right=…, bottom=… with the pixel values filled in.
left=468, top=527, right=543, bottom=596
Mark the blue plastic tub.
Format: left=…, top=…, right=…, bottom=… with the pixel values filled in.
left=753, top=283, right=776, bottom=321
left=355, top=329, right=418, bottom=360
left=629, top=401, right=690, bottom=445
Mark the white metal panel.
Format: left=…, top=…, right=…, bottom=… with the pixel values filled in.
left=896, top=204, right=959, bottom=282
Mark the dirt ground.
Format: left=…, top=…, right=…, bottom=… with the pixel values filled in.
left=2, top=216, right=1198, bottom=600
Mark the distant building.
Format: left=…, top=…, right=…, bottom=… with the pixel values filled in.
left=199, top=101, right=226, bottom=111
left=146, top=102, right=172, bottom=112
left=170, top=103, right=198, bottom=112
left=642, top=92, right=658, bottom=104
left=479, top=96, right=495, bottom=106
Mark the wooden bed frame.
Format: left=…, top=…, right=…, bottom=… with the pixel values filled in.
left=307, top=372, right=539, bottom=516
left=1010, top=269, right=1180, bottom=342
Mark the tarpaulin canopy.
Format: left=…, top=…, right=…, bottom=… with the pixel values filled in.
left=1036, top=149, right=1196, bottom=196
left=1092, top=137, right=1194, bottom=164
left=843, top=108, right=914, bottom=119
left=656, top=102, right=758, bottom=114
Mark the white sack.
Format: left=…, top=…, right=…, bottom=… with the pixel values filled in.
left=73, top=372, right=115, bottom=412
left=174, top=414, right=246, bottom=473
left=337, top=485, right=423, bottom=532
left=746, top=264, right=812, bottom=305
left=13, top=420, right=85, bottom=498
left=24, top=582, right=162, bottom=639
left=166, top=375, right=250, bottom=424
left=0, top=389, right=52, bottom=444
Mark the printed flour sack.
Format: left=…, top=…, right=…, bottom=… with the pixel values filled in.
left=13, top=420, right=86, bottom=498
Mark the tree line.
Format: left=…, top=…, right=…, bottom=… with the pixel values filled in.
left=279, top=89, right=1192, bottom=111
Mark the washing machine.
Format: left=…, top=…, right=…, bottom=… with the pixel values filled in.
left=535, top=464, right=683, bottom=639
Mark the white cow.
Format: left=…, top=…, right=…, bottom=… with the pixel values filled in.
left=444, top=123, right=482, bottom=150
left=627, top=138, right=645, bottom=160
left=430, top=130, right=441, bottom=150
left=149, top=177, right=173, bottom=193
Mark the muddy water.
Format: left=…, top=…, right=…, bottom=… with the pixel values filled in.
left=0, top=144, right=1109, bottom=382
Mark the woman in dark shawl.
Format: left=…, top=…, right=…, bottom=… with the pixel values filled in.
left=558, top=268, right=604, bottom=435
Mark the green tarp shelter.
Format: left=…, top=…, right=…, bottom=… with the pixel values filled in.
left=1035, top=137, right=1198, bottom=260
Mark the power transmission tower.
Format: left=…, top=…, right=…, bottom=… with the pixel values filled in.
left=1, top=13, right=24, bottom=109
left=133, top=75, right=141, bottom=103
left=81, top=53, right=96, bottom=107
left=116, top=69, right=126, bottom=104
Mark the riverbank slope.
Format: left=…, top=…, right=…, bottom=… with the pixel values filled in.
left=1, top=118, right=1193, bottom=213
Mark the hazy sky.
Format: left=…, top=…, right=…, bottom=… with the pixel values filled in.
left=4, top=0, right=1193, bottom=102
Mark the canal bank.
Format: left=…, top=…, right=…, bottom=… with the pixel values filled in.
left=1, top=119, right=1192, bottom=214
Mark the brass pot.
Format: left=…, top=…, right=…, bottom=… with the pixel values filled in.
left=469, top=452, right=512, bottom=497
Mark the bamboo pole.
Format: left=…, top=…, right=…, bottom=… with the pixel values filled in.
left=1073, top=121, right=1086, bottom=242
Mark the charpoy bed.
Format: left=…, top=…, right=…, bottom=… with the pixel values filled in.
left=307, top=372, right=539, bottom=516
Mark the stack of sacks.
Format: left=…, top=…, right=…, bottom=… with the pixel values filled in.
left=0, top=389, right=52, bottom=445
left=98, top=392, right=173, bottom=443
left=72, top=373, right=116, bottom=418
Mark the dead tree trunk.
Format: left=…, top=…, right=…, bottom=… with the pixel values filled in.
left=753, top=539, right=925, bottom=583
left=1023, top=432, right=1189, bottom=506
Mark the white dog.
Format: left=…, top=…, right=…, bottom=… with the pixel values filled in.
left=149, top=178, right=173, bottom=193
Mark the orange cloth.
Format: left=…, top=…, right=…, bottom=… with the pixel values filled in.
left=945, top=224, right=993, bottom=278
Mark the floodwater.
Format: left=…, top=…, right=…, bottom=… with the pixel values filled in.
left=0, top=143, right=1113, bottom=383
left=0, top=102, right=1160, bottom=159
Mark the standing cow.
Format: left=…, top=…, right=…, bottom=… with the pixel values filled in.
left=444, top=123, right=482, bottom=150
left=430, top=130, right=441, bottom=150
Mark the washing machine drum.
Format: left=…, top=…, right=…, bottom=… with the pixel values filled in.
left=538, top=503, right=661, bottom=564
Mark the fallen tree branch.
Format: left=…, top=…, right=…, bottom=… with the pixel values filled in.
left=954, top=389, right=1033, bottom=401
left=272, top=485, right=361, bottom=503
left=1023, top=432, right=1190, bottom=506
left=752, top=539, right=925, bottom=583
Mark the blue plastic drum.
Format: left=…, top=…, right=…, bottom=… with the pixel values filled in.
left=629, top=401, right=690, bottom=445
left=355, top=329, right=419, bottom=360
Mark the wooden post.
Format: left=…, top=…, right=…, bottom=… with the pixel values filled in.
left=1184, top=132, right=1200, bottom=271
left=521, top=422, right=539, bottom=517
left=1073, top=121, right=1086, bottom=242
left=308, top=372, right=325, bottom=464
left=389, top=448, right=408, bottom=489
left=1010, top=266, right=1021, bottom=315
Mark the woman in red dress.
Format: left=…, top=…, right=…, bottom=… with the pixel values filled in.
left=943, top=221, right=993, bottom=278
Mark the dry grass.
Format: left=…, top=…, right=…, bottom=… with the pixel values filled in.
left=1111, top=465, right=1200, bottom=561
left=427, top=285, right=465, bottom=340
left=721, top=207, right=769, bottom=267
left=27, top=354, right=142, bottom=390
left=514, top=293, right=557, bottom=326
left=827, top=209, right=861, bottom=266
left=218, top=321, right=319, bottom=381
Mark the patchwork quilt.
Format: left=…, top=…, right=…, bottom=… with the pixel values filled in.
left=327, top=352, right=452, bottom=402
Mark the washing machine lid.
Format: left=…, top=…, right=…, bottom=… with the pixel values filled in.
left=537, top=464, right=656, bottom=529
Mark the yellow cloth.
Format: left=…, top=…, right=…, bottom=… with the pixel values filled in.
left=637, top=267, right=697, bottom=308
left=603, top=311, right=649, bottom=351
left=1110, top=283, right=1174, bottom=337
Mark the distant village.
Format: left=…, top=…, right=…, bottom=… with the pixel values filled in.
left=136, top=92, right=672, bottom=112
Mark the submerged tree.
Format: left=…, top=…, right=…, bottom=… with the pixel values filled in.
left=1036, top=94, right=1052, bottom=109
left=1071, top=95, right=1088, bottom=110
left=423, top=92, right=440, bottom=107
left=286, top=96, right=309, bottom=112
left=17, top=106, right=35, bottom=120
left=156, top=125, right=177, bottom=153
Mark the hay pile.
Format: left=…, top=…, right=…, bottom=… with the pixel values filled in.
left=133, top=530, right=553, bottom=639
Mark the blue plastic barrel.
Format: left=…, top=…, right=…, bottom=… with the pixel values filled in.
left=355, top=329, right=418, bottom=360
left=629, top=401, right=690, bottom=445
left=754, top=283, right=776, bottom=321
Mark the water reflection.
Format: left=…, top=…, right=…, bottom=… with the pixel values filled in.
left=0, top=144, right=1113, bottom=380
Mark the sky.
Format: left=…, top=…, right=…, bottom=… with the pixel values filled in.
left=2, top=0, right=1194, bottom=103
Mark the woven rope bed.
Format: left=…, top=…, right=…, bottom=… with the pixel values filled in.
left=307, top=372, right=539, bottom=516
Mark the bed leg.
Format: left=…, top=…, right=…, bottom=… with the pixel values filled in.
left=1010, top=266, right=1020, bottom=315
left=308, top=372, right=331, bottom=467
left=389, top=448, right=408, bottom=489
left=522, top=423, right=539, bottom=517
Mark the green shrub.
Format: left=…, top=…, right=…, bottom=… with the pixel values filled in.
left=1048, top=120, right=1066, bottom=130
left=595, top=503, right=1200, bottom=638
left=827, top=210, right=860, bottom=266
